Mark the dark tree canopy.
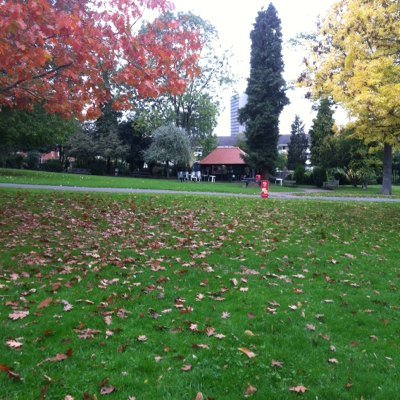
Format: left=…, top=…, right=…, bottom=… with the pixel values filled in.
left=239, top=3, right=289, bottom=177
left=287, top=115, right=308, bottom=169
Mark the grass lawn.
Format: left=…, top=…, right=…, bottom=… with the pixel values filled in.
left=0, top=189, right=399, bottom=399
left=0, top=168, right=298, bottom=195
left=294, top=185, right=400, bottom=198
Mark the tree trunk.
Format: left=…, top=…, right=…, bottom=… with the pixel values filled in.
left=381, top=143, right=392, bottom=195
left=165, top=160, right=170, bottom=179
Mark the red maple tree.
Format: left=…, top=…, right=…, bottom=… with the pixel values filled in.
left=0, top=0, right=201, bottom=120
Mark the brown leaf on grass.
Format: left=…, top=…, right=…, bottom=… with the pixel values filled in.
left=230, top=278, right=238, bottom=286
left=38, top=298, right=53, bottom=309
left=343, top=253, right=356, bottom=259
left=100, top=386, right=115, bottom=395
left=244, top=384, right=257, bottom=397
left=205, top=327, right=215, bottom=337
left=192, top=343, right=209, bottom=350
left=221, top=311, right=230, bottom=319
left=179, top=306, right=193, bottom=314
left=194, top=392, right=204, bottom=400
left=289, top=385, right=307, bottom=393
left=64, top=396, right=74, bottom=400
left=241, top=266, right=259, bottom=275
left=0, top=364, right=21, bottom=380
left=181, top=364, right=192, bottom=372
left=271, top=360, right=284, bottom=368
left=137, top=335, right=147, bottom=342
left=46, top=353, right=68, bottom=363
left=328, top=358, right=339, bottom=364
left=196, top=293, right=205, bottom=301
left=75, top=328, right=101, bottom=340
left=8, top=310, right=29, bottom=320
left=39, top=349, right=72, bottom=365
left=6, top=339, right=23, bottom=349
left=61, top=300, right=73, bottom=312
left=238, top=347, right=257, bottom=358
left=103, top=314, right=112, bottom=326
left=370, top=335, right=378, bottom=341
left=116, top=308, right=129, bottom=319
left=305, top=324, right=316, bottom=331
left=214, top=333, right=226, bottom=339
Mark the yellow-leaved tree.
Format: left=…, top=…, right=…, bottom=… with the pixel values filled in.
left=303, top=0, right=400, bottom=195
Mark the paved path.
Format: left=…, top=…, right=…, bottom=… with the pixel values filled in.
left=1, top=183, right=400, bottom=203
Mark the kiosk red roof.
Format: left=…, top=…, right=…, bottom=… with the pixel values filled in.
left=199, top=147, right=247, bottom=165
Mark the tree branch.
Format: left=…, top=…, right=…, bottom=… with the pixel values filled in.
left=0, top=62, right=73, bottom=94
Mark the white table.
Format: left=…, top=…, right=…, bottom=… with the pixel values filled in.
left=209, top=175, right=216, bottom=183
left=275, top=178, right=283, bottom=186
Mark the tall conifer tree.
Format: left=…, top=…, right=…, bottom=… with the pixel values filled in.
left=287, top=115, right=308, bottom=169
left=239, top=3, right=288, bottom=178
left=308, top=98, right=334, bottom=167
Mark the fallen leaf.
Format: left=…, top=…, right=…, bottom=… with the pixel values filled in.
left=100, top=386, right=115, bottom=395
left=370, top=335, right=378, bottom=342
left=271, top=359, right=284, bottom=368
left=289, top=385, right=307, bottom=393
left=47, top=353, right=68, bottom=363
left=344, top=253, right=356, bottom=259
left=244, top=330, right=255, bottom=337
left=305, top=324, right=316, bottom=331
left=238, top=347, right=256, bottom=358
left=205, top=327, right=215, bottom=337
left=244, top=384, right=257, bottom=397
left=330, top=345, right=337, bottom=353
left=137, top=335, right=147, bottom=342
left=192, top=343, right=209, bottom=349
left=221, top=311, right=230, bottom=319
left=6, top=339, right=23, bottom=349
left=181, top=364, right=192, bottom=372
left=61, top=300, right=73, bottom=312
left=214, top=333, right=226, bottom=339
left=8, top=310, right=29, bottom=320
left=0, top=364, right=21, bottom=380
left=64, top=396, right=74, bottom=400
left=38, top=298, right=53, bottom=309
left=230, top=278, right=238, bottom=286
left=194, top=392, right=203, bottom=400
left=328, top=358, right=339, bottom=364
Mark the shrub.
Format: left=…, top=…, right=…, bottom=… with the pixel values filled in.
left=294, top=165, right=306, bottom=184
left=24, top=151, right=41, bottom=170
left=41, top=159, right=64, bottom=172
left=89, top=159, right=107, bottom=175
left=312, top=166, right=326, bottom=188
left=152, top=165, right=164, bottom=177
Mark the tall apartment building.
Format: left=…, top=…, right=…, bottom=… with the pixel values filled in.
left=230, top=93, right=248, bottom=136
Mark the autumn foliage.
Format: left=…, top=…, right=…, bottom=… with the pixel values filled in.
left=0, top=0, right=201, bottom=120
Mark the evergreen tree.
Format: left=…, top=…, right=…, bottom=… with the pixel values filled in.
left=308, top=98, right=334, bottom=167
left=239, top=3, right=288, bottom=177
left=287, top=115, right=308, bottom=169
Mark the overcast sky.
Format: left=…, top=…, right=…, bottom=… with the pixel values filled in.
left=172, top=0, right=343, bottom=136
